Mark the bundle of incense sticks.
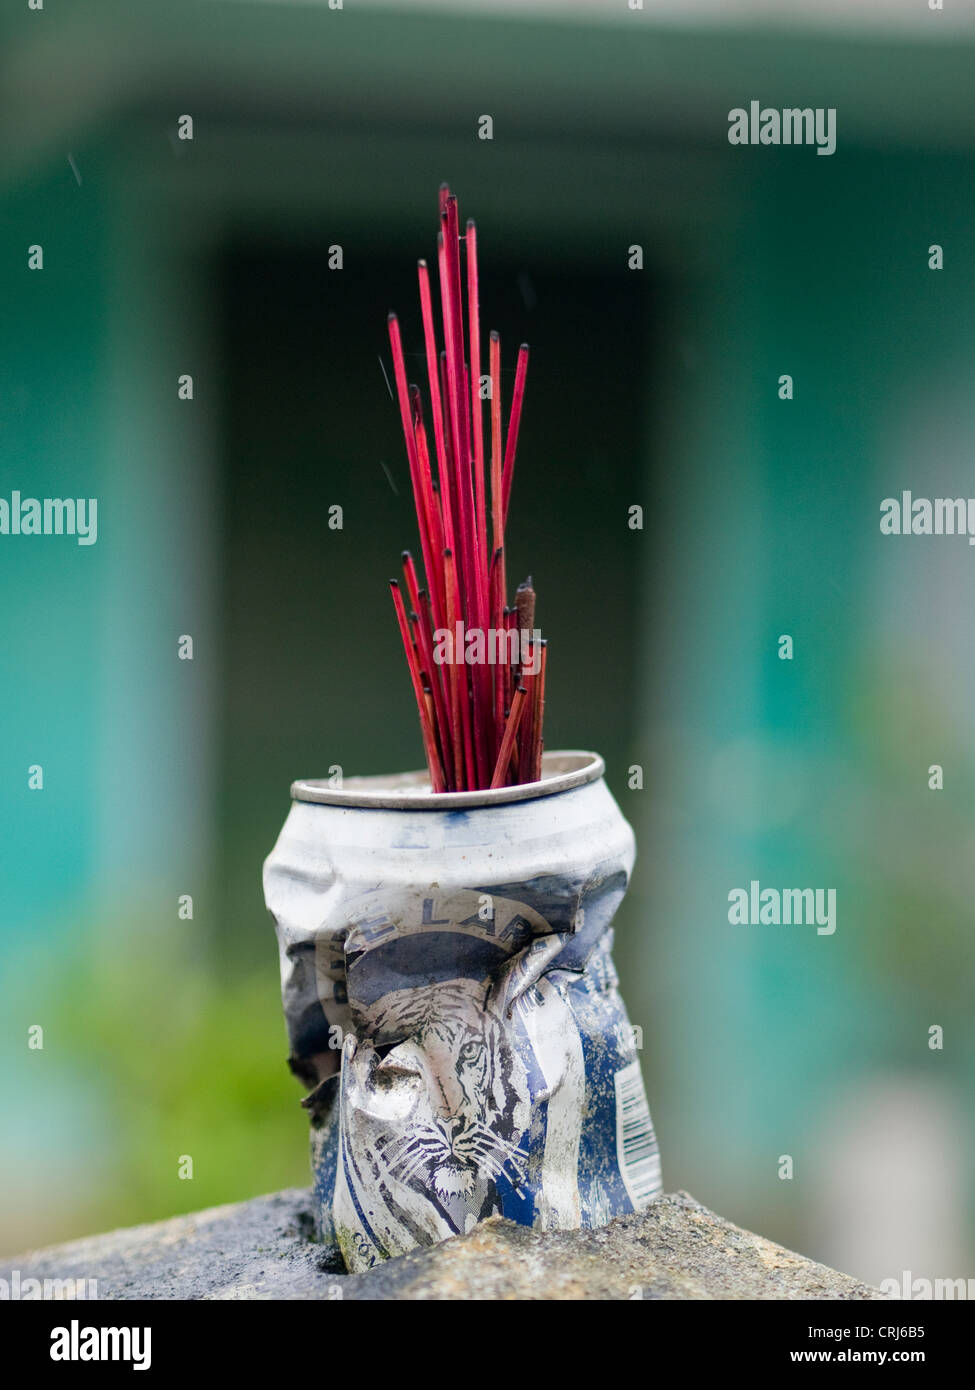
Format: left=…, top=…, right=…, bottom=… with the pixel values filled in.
left=387, top=184, right=546, bottom=792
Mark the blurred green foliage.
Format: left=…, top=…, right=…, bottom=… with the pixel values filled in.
left=49, top=920, right=309, bottom=1234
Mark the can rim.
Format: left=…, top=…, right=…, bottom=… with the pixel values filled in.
left=290, top=750, right=605, bottom=810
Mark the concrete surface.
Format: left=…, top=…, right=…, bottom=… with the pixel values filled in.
left=1, top=1189, right=884, bottom=1300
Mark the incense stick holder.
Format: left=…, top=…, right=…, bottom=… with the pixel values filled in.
left=263, top=751, right=662, bottom=1273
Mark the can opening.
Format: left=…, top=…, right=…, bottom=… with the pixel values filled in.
left=290, top=750, right=604, bottom=810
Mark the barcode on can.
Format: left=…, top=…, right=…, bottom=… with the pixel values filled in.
left=614, top=1060, right=662, bottom=1210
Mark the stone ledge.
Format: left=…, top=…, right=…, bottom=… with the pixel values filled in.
left=1, top=1189, right=884, bottom=1301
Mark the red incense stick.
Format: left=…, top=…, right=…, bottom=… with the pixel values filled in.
left=390, top=580, right=446, bottom=792
left=466, top=219, right=489, bottom=620
left=490, top=686, right=528, bottom=789
left=531, top=641, right=547, bottom=782
left=502, top=343, right=530, bottom=528
left=417, top=259, right=454, bottom=552
left=442, top=546, right=464, bottom=790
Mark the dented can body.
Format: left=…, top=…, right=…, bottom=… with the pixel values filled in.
left=263, top=751, right=661, bottom=1273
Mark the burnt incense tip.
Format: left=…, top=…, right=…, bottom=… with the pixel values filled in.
left=387, top=311, right=398, bottom=323
left=439, top=180, right=450, bottom=191
left=401, top=550, right=412, bottom=561
left=520, top=342, right=530, bottom=353
left=466, top=218, right=475, bottom=231
left=490, top=329, right=499, bottom=342
left=389, top=579, right=399, bottom=588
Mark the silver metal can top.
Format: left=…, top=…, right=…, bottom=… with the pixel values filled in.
left=290, top=749, right=605, bottom=811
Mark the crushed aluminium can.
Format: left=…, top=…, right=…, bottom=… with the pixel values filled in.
left=263, top=750, right=662, bottom=1273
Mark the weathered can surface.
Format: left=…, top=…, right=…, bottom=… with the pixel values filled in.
left=263, top=751, right=662, bottom=1273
